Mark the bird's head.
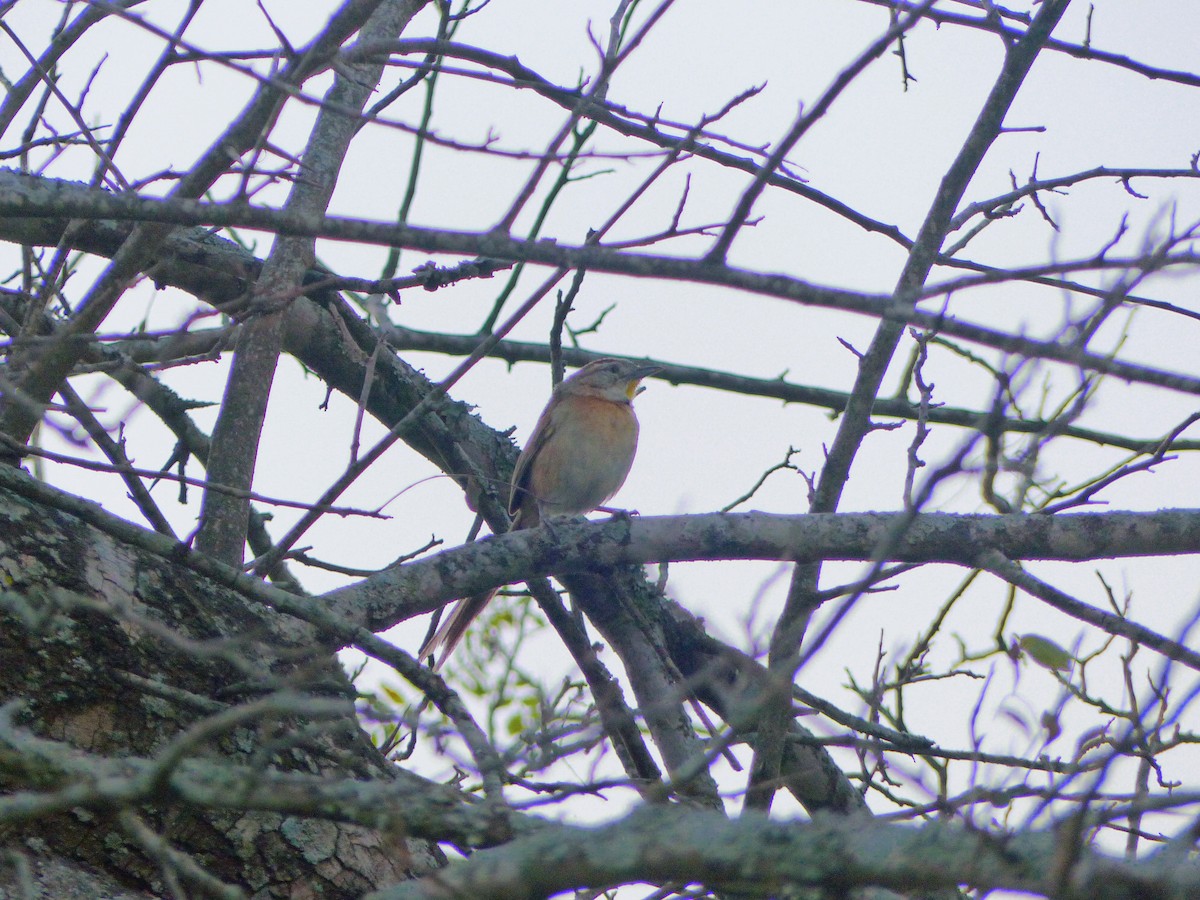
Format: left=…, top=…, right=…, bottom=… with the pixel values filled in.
left=561, top=358, right=663, bottom=402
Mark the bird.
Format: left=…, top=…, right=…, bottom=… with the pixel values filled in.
left=419, top=357, right=663, bottom=670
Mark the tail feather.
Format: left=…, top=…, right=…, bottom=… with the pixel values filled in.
left=417, top=590, right=496, bottom=671
left=419, top=507, right=533, bottom=670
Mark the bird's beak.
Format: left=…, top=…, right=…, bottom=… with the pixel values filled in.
left=626, top=365, right=663, bottom=399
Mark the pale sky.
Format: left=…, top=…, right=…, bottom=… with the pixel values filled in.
left=3, top=0, right=1200, bottom=875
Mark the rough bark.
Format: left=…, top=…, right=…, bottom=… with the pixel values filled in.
left=0, top=470, right=441, bottom=897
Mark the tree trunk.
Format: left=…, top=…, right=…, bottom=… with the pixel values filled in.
left=0, top=470, right=439, bottom=897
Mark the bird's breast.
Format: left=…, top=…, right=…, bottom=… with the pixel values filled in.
left=529, top=395, right=640, bottom=517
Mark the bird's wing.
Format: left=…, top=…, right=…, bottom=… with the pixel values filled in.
left=421, top=390, right=570, bottom=670
left=508, top=399, right=559, bottom=519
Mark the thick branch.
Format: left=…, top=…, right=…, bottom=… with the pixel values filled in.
left=2, top=170, right=1197, bottom=396
left=324, top=508, right=1200, bottom=628
left=196, top=0, right=423, bottom=563
left=366, top=803, right=1200, bottom=900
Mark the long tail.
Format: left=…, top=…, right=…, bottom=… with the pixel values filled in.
left=420, top=508, right=533, bottom=670
left=417, top=589, right=496, bottom=671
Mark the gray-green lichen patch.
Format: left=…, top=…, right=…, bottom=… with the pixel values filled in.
left=281, top=816, right=339, bottom=865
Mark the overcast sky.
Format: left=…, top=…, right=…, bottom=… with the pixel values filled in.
left=4, top=1, right=1200, bottom=860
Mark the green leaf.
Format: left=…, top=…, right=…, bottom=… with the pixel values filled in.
left=381, top=683, right=405, bottom=706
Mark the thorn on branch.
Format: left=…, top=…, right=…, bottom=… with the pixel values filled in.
left=1029, top=190, right=1058, bottom=230
left=837, top=336, right=863, bottom=359
left=1096, top=214, right=1130, bottom=260
left=1119, top=176, right=1149, bottom=200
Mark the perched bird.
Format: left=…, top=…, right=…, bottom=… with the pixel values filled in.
left=419, top=357, right=662, bottom=669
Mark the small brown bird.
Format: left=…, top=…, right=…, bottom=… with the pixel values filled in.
left=419, top=357, right=662, bottom=669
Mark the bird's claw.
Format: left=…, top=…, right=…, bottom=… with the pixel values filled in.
left=597, top=505, right=637, bottom=521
